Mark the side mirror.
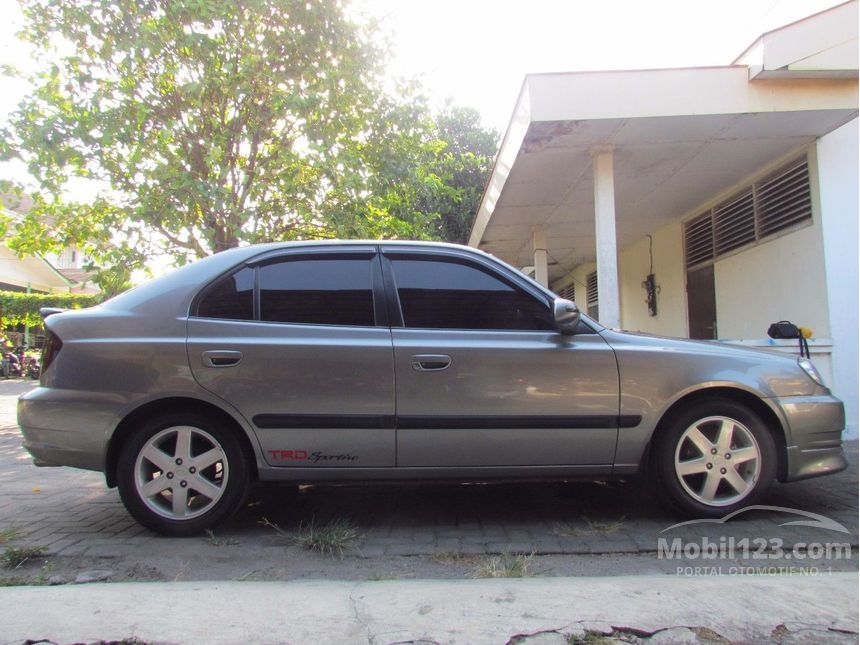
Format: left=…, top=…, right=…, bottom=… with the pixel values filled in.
left=553, top=298, right=580, bottom=335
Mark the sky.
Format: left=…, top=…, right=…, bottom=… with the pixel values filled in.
left=349, top=0, right=845, bottom=134
left=0, top=0, right=846, bottom=140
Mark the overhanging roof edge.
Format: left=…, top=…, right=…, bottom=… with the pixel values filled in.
left=469, top=78, right=533, bottom=248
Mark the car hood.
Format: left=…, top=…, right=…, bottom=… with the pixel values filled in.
left=597, top=327, right=820, bottom=399
left=601, top=328, right=796, bottom=362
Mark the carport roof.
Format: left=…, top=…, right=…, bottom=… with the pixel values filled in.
left=469, top=4, right=859, bottom=284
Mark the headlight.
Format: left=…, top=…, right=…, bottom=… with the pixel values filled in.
left=798, top=357, right=824, bottom=387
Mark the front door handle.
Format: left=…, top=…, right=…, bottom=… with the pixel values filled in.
left=411, top=354, right=452, bottom=372
left=202, top=350, right=243, bottom=368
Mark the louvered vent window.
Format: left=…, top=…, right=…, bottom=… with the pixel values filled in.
left=586, top=271, right=599, bottom=319
left=684, top=156, right=812, bottom=270
left=714, top=189, right=755, bottom=255
left=586, top=272, right=598, bottom=305
left=757, top=159, right=812, bottom=238
left=557, top=284, right=575, bottom=302
left=684, top=212, right=714, bottom=269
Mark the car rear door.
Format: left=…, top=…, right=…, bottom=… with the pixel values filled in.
left=381, top=246, right=621, bottom=469
left=187, top=246, right=396, bottom=468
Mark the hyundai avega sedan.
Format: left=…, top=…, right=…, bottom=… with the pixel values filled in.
left=18, top=241, right=847, bottom=535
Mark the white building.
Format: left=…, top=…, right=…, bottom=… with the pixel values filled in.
left=469, top=2, right=859, bottom=437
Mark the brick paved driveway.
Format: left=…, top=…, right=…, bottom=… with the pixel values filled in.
left=1, top=379, right=857, bottom=563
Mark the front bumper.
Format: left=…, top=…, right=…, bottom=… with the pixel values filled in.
left=776, top=393, right=848, bottom=482
left=784, top=445, right=849, bottom=482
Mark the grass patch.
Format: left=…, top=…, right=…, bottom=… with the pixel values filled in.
left=1, top=545, right=46, bottom=570
left=204, top=529, right=239, bottom=547
left=261, top=517, right=361, bottom=558
left=471, top=552, right=535, bottom=579
left=554, top=516, right=625, bottom=538
left=0, top=562, right=54, bottom=587
left=0, top=526, right=26, bottom=544
left=566, top=629, right=643, bottom=643
left=429, top=551, right=477, bottom=565
left=0, top=577, right=31, bottom=587
left=567, top=631, right=623, bottom=644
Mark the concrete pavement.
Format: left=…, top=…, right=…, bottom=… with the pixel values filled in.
left=0, top=573, right=857, bottom=644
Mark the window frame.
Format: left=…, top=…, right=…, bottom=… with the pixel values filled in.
left=190, top=247, right=388, bottom=328
left=380, top=246, right=556, bottom=333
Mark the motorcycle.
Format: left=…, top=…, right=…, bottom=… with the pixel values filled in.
left=24, top=354, right=41, bottom=379
left=2, top=350, right=22, bottom=378
left=1, top=346, right=40, bottom=379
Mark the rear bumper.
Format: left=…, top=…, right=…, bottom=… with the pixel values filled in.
left=17, top=387, right=119, bottom=472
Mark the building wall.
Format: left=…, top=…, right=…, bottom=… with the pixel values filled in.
left=553, top=219, right=687, bottom=337
left=815, top=117, right=858, bottom=438
left=45, top=245, right=87, bottom=270
left=713, top=219, right=830, bottom=340
left=555, top=261, right=595, bottom=316
left=618, top=220, right=687, bottom=337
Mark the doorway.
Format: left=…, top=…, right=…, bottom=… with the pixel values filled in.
left=687, top=265, right=717, bottom=339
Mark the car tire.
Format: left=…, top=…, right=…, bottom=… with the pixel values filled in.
left=117, top=412, right=250, bottom=536
left=652, top=398, right=778, bottom=517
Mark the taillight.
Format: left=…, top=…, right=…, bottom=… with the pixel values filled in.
left=41, top=330, right=63, bottom=371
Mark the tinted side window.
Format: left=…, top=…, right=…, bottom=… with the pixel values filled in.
left=391, top=258, right=554, bottom=331
left=260, top=258, right=374, bottom=326
left=197, top=267, right=254, bottom=320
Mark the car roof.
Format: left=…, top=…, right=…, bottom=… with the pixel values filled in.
left=98, top=240, right=504, bottom=314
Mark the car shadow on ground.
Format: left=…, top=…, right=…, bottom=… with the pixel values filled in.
left=218, top=448, right=859, bottom=555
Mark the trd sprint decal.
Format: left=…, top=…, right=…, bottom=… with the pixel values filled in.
left=268, top=450, right=359, bottom=464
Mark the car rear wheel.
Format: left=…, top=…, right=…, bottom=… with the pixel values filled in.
left=653, top=398, right=778, bottom=517
left=117, top=412, right=249, bottom=536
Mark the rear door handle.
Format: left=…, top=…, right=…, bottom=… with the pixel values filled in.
left=202, top=350, right=243, bottom=368
left=411, top=354, right=452, bottom=372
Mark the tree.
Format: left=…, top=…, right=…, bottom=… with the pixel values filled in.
left=1, top=0, right=496, bottom=277
left=0, top=291, right=102, bottom=329
left=424, top=103, right=498, bottom=244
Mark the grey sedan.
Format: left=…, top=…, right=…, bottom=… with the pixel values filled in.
left=18, top=241, right=847, bottom=535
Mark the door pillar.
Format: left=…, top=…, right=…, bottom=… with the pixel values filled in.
left=591, top=145, right=621, bottom=328
left=532, top=225, right=548, bottom=287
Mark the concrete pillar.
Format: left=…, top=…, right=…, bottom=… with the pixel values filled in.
left=815, top=119, right=858, bottom=438
left=532, top=225, right=548, bottom=287
left=591, top=146, right=621, bottom=328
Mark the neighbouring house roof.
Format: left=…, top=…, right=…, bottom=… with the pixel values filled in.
left=56, top=267, right=100, bottom=294
left=1, top=204, right=97, bottom=294
left=0, top=241, right=75, bottom=293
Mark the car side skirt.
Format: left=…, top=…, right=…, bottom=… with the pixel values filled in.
left=257, top=464, right=613, bottom=482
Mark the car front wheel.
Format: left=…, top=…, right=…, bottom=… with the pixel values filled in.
left=653, top=398, right=778, bottom=517
left=117, top=412, right=249, bottom=536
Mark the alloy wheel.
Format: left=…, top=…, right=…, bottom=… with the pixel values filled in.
left=133, top=425, right=229, bottom=520
left=673, top=415, right=761, bottom=507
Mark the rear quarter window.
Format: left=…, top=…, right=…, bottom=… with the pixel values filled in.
left=196, top=267, right=255, bottom=320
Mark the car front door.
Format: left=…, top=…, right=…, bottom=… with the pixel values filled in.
left=382, top=246, right=621, bottom=469
left=187, top=246, right=395, bottom=469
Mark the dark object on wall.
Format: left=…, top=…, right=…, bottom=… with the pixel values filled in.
left=767, top=321, right=810, bottom=358
left=644, top=273, right=658, bottom=317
